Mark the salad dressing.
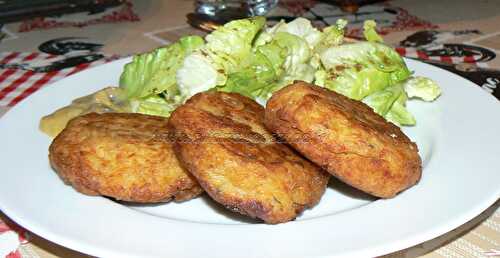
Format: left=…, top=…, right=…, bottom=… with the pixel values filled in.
left=39, top=87, right=131, bottom=137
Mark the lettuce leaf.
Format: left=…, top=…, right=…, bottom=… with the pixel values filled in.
left=274, top=32, right=315, bottom=85
left=384, top=93, right=416, bottom=126
left=404, top=76, right=441, bottom=101
left=315, top=19, right=347, bottom=54
left=219, top=50, right=282, bottom=98
left=177, top=17, right=266, bottom=97
left=218, top=31, right=314, bottom=100
left=271, top=17, right=323, bottom=48
left=363, top=20, right=383, bottom=43
left=132, top=94, right=180, bottom=117
left=318, top=41, right=411, bottom=100
left=119, top=35, right=204, bottom=99
left=361, top=78, right=440, bottom=126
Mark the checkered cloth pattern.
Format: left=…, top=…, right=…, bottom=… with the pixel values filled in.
left=395, top=47, right=489, bottom=68
left=0, top=52, right=119, bottom=107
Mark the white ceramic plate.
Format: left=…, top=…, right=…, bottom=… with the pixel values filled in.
left=0, top=58, right=499, bottom=258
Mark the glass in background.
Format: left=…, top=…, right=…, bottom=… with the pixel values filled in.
left=195, top=0, right=278, bottom=17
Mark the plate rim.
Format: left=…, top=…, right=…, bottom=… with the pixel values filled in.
left=0, top=57, right=499, bottom=258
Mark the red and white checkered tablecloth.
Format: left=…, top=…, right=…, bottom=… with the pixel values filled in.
left=395, top=47, right=488, bottom=67
left=0, top=52, right=119, bottom=108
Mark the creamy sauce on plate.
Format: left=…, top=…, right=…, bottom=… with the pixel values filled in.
left=39, top=87, right=131, bottom=137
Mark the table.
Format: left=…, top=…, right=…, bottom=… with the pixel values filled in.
left=0, top=1, right=498, bottom=257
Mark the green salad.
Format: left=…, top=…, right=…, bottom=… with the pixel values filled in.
left=119, top=17, right=441, bottom=126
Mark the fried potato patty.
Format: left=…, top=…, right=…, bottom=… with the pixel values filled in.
left=265, top=81, right=422, bottom=198
left=49, top=113, right=203, bottom=203
left=168, top=91, right=329, bottom=224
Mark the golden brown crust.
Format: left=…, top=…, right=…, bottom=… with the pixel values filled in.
left=168, top=91, right=329, bottom=224
left=49, top=112, right=203, bottom=203
left=265, top=81, right=422, bottom=198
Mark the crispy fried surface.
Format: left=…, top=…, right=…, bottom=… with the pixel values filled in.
left=168, top=91, right=329, bottom=224
left=49, top=113, right=203, bottom=203
left=265, top=81, right=422, bottom=198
